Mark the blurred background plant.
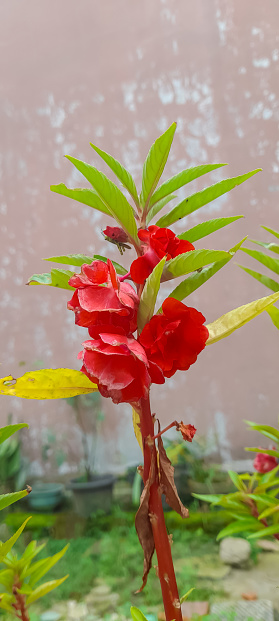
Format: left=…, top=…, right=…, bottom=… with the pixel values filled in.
left=66, top=392, right=104, bottom=482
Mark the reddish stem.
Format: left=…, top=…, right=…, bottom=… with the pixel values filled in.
left=12, top=585, right=29, bottom=621
left=152, top=421, right=178, bottom=440
left=139, top=396, right=182, bottom=621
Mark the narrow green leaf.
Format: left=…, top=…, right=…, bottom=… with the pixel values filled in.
left=180, top=587, right=195, bottom=604
left=130, top=606, right=149, bottom=621
left=0, top=569, right=14, bottom=589
left=43, top=254, right=127, bottom=275
left=0, top=594, right=14, bottom=614
left=65, top=156, right=138, bottom=242
left=0, top=490, right=29, bottom=512
left=50, top=184, right=111, bottom=216
left=216, top=519, right=262, bottom=541
left=267, top=305, right=279, bottom=329
left=29, top=544, right=69, bottom=587
left=90, top=143, right=139, bottom=207
left=250, top=239, right=279, bottom=255
left=191, top=493, right=223, bottom=504
left=238, top=265, right=279, bottom=293
left=241, top=247, right=279, bottom=276
left=21, top=541, right=46, bottom=565
left=258, top=504, right=279, bottom=520
left=206, top=291, right=279, bottom=345
left=156, top=169, right=261, bottom=227
left=141, top=123, right=176, bottom=209
left=150, top=163, right=227, bottom=207
left=165, top=249, right=229, bottom=279
left=244, top=421, right=279, bottom=442
left=248, top=524, right=279, bottom=539
left=178, top=216, right=243, bottom=244
left=25, top=575, right=68, bottom=605
left=260, top=464, right=279, bottom=485
left=137, top=257, right=166, bottom=333
left=166, top=239, right=245, bottom=303
left=146, top=194, right=176, bottom=225
left=261, top=225, right=279, bottom=240
left=245, top=447, right=279, bottom=458
left=0, top=369, right=98, bottom=400
left=0, top=518, right=31, bottom=560
left=228, top=470, right=246, bottom=491
left=27, top=269, right=74, bottom=291
left=0, top=424, right=28, bottom=445
left=247, top=493, right=279, bottom=506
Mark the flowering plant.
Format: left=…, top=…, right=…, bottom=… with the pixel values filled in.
left=1, top=123, right=279, bottom=621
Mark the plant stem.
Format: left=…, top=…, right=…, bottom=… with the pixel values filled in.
left=139, top=396, right=182, bottom=621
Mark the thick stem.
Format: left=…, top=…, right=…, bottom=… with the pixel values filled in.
left=12, top=584, right=29, bottom=621
left=139, top=396, right=182, bottom=621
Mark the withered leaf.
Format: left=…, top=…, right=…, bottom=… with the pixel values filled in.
left=135, top=458, right=155, bottom=591
left=157, top=435, right=189, bottom=518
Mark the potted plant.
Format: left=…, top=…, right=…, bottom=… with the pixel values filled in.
left=66, top=392, right=116, bottom=517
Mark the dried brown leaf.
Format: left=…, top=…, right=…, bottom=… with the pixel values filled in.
left=135, top=458, right=155, bottom=591
left=157, top=435, right=189, bottom=518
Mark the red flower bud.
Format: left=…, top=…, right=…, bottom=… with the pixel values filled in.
left=253, top=450, right=277, bottom=474
left=103, top=226, right=129, bottom=244
left=68, top=259, right=138, bottom=333
left=79, top=328, right=165, bottom=405
left=139, top=297, right=208, bottom=378
left=130, top=225, right=194, bottom=284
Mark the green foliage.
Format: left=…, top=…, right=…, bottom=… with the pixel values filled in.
left=43, top=253, right=127, bottom=275
left=165, top=249, right=229, bottom=279
left=90, top=142, right=139, bottom=207
left=137, top=257, right=166, bottom=332
left=149, top=163, right=227, bottom=207
left=141, top=122, right=176, bottom=210
left=27, top=269, right=75, bottom=290
left=178, top=215, right=243, bottom=243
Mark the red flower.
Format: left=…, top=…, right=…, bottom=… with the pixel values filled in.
left=79, top=327, right=164, bottom=405
left=178, top=423, right=197, bottom=442
left=130, top=225, right=194, bottom=284
left=139, top=297, right=209, bottom=378
left=103, top=226, right=129, bottom=244
left=68, top=259, right=138, bottom=333
left=253, top=450, right=277, bottom=474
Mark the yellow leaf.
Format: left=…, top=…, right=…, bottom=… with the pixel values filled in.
left=132, top=408, right=143, bottom=452
left=0, top=369, right=98, bottom=400
left=206, top=291, right=279, bottom=345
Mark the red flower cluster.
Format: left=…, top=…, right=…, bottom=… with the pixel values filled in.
left=130, top=225, right=194, bottom=284
left=253, top=450, right=277, bottom=474
left=140, top=297, right=209, bottom=378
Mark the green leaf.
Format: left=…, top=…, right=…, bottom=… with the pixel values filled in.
left=0, top=490, right=29, bottom=512
left=156, top=169, right=261, bottom=227
left=150, top=163, right=227, bottom=207
left=248, top=524, right=279, bottom=539
left=250, top=239, right=279, bottom=255
left=0, top=569, right=14, bottom=589
left=43, top=254, right=127, bottom=275
left=21, top=541, right=46, bottom=566
left=146, top=194, right=176, bottom=225
left=191, top=493, right=223, bottom=504
left=65, top=156, right=138, bottom=242
left=90, top=143, right=139, bottom=207
left=260, top=464, right=279, bottom=484
left=0, top=518, right=31, bottom=560
left=238, top=265, right=279, bottom=293
left=261, top=225, right=279, bottom=240
left=28, top=544, right=69, bottom=587
left=0, top=424, right=28, bottom=445
left=166, top=239, right=245, bottom=303
left=137, top=257, right=166, bottom=333
left=141, top=123, right=176, bottom=209
left=180, top=587, right=195, bottom=604
left=27, top=269, right=74, bottom=290
left=244, top=421, right=279, bottom=442
left=241, top=247, right=279, bottom=276
left=267, top=305, right=279, bottom=329
left=165, top=249, right=229, bottom=279
left=258, top=504, right=279, bottom=520
left=247, top=493, right=279, bottom=506
left=50, top=184, right=111, bottom=216
left=25, top=575, right=69, bottom=605
left=0, top=369, right=98, bottom=400
left=178, top=216, right=243, bottom=244
left=245, top=447, right=279, bottom=458
left=228, top=470, right=246, bottom=491
left=206, top=291, right=279, bottom=345
left=216, top=519, right=262, bottom=541
left=130, top=606, right=149, bottom=621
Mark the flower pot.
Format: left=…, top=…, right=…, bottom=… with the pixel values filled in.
left=28, top=483, right=65, bottom=512
left=69, top=474, right=116, bottom=517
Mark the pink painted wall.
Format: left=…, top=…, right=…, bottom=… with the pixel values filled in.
left=1, top=0, right=278, bottom=478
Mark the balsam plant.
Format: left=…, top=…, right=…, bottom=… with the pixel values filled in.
left=1, top=122, right=279, bottom=621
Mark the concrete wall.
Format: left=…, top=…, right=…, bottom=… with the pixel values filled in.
left=1, top=0, right=278, bottom=479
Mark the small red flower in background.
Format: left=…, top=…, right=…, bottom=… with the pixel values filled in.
left=253, top=450, right=277, bottom=474
left=139, top=297, right=209, bottom=378
left=68, top=259, right=139, bottom=333
left=103, top=226, right=129, bottom=244
left=79, top=327, right=164, bottom=404
left=178, top=423, right=197, bottom=442
left=130, top=225, right=194, bottom=284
